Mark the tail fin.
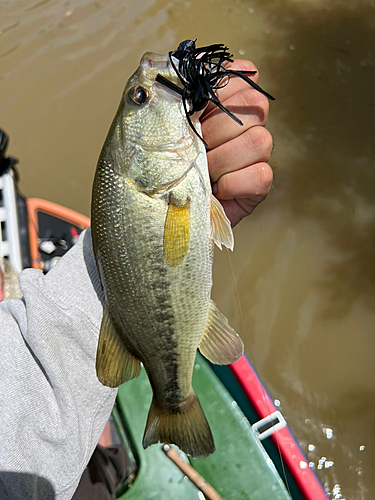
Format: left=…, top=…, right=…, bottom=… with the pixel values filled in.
left=142, top=391, right=215, bottom=459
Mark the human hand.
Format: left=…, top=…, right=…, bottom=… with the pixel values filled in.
left=200, top=60, right=273, bottom=227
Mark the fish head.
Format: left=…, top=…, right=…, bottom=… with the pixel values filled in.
left=106, top=51, right=204, bottom=194
left=119, top=52, right=197, bottom=151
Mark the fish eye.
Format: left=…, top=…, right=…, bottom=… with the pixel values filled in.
left=130, top=86, right=149, bottom=105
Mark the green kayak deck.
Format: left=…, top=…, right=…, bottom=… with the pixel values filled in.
left=116, top=353, right=291, bottom=500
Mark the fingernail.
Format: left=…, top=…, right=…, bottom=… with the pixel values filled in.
left=212, top=182, right=218, bottom=195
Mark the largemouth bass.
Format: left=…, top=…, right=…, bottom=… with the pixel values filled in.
left=91, top=45, right=244, bottom=459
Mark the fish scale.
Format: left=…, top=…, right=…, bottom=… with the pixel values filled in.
left=94, top=149, right=212, bottom=392
left=91, top=49, right=243, bottom=458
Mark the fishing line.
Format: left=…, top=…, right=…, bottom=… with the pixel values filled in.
left=157, top=38, right=289, bottom=491
left=169, top=39, right=288, bottom=493
left=225, top=246, right=292, bottom=498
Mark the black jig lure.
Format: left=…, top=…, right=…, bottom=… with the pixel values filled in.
left=155, top=39, right=275, bottom=146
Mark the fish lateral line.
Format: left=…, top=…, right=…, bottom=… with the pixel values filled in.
left=92, top=42, right=250, bottom=460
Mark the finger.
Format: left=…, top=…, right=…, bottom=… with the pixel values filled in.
left=203, top=59, right=259, bottom=116
left=214, top=163, right=274, bottom=226
left=213, top=163, right=273, bottom=226
left=201, top=88, right=269, bottom=150
left=208, top=126, right=273, bottom=183
left=219, top=197, right=264, bottom=227
left=213, top=162, right=273, bottom=201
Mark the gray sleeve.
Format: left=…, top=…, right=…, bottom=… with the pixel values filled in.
left=0, top=228, right=117, bottom=500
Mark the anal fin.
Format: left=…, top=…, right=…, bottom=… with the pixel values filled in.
left=210, top=194, right=234, bottom=251
left=199, top=300, right=243, bottom=365
left=96, top=306, right=141, bottom=388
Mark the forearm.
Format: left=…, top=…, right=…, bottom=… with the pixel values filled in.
left=0, top=228, right=116, bottom=500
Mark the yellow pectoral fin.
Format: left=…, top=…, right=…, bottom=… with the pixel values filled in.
left=163, top=201, right=190, bottom=268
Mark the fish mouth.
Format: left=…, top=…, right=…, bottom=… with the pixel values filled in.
left=140, top=52, right=182, bottom=90
left=141, top=52, right=170, bottom=70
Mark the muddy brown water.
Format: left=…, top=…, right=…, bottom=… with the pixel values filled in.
left=1, top=0, right=374, bottom=498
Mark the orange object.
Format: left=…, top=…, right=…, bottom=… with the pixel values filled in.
left=27, top=198, right=90, bottom=269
